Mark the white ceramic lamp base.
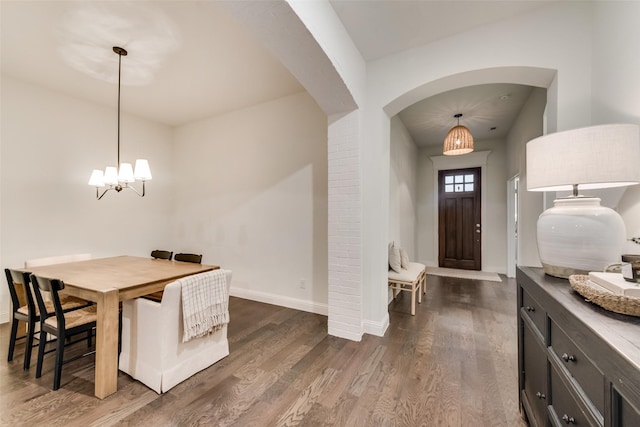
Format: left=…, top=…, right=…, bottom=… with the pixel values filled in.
left=537, top=197, right=626, bottom=279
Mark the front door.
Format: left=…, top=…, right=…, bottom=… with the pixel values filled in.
left=438, top=167, right=481, bottom=270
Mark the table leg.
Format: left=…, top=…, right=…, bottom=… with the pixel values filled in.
left=95, top=289, right=119, bottom=399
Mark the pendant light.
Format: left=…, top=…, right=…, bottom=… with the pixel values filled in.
left=443, top=113, right=474, bottom=155
left=88, top=46, right=152, bottom=200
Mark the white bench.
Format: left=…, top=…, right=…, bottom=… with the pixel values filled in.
left=388, top=262, right=426, bottom=316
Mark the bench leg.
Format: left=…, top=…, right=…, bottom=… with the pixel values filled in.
left=411, top=286, right=416, bottom=315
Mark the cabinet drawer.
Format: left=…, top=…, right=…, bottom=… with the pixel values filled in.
left=550, top=367, right=596, bottom=427
left=549, top=320, right=604, bottom=417
left=522, top=288, right=546, bottom=336
left=522, top=321, right=548, bottom=427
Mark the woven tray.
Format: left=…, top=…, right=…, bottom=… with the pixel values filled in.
left=569, top=275, right=640, bottom=317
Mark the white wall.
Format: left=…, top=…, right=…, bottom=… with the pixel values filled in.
left=358, top=1, right=594, bottom=327
left=618, top=185, right=640, bottom=255
left=230, top=0, right=368, bottom=339
left=389, top=116, right=418, bottom=258
left=283, top=0, right=597, bottom=337
left=171, top=91, right=329, bottom=314
left=0, top=76, right=174, bottom=322
left=505, top=87, right=547, bottom=267
left=416, top=141, right=507, bottom=273
left=591, top=1, right=640, bottom=255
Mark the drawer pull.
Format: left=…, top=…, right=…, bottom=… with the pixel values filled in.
left=561, top=414, right=576, bottom=424
left=535, top=391, right=546, bottom=400
left=525, top=306, right=535, bottom=312
left=561, top=353, right=576, bottom=363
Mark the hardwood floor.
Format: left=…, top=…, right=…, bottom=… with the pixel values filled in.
left=0, top=275, right=526, bottom=426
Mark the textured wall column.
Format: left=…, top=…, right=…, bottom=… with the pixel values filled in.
left=327, top=111, right=363, bottom=341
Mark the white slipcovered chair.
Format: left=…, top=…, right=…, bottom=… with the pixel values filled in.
left=119, top=270, right=231, bottom=394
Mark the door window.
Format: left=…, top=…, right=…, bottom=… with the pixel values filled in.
left=444, top=173, right=474, bottom=193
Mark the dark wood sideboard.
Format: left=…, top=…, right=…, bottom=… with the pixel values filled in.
left=517, top=266, right=640, bottom=426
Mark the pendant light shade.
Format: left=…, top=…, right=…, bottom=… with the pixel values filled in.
left=443, top=113, right=474, bottom=155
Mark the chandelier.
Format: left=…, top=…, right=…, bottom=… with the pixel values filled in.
left=443, top=113, right=474, bottom=155
left=88, top=46, right=151, bottom=200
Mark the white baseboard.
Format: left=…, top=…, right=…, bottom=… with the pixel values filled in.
left=228, top=288, right=388, bottom=341
left=328, top=320, right=363, bottom=341
left=0, top=311, right=9, bottom=324
left=230, top=287, right=328, bottom=316
left=363, top=312, right=389, bottom=337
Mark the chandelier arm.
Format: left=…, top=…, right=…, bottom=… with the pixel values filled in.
left=96, top=187, right=111, bottom=200
left=124, top=182, right=145, bottom=198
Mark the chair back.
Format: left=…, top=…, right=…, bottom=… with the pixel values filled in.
left=5, top=269, right=35, bottom=315
left=30, top=275, right=66, bottom=330
left=151, top=250, right=173, bottom=260
left=174, top=253, right=202, bottom=264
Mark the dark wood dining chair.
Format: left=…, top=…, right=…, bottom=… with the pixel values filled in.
left=30, top=274, right=97, bottom=390
left=174, top=253, right=202, bottom=264
left=5, top=269, right=37, bottom=369
left=144, top=250, right=176, bottom=302
left=151, top=250, right=173, bottom=260
left=143, top=252, right=202, bottom=302
left=5, top=269, right=90, bottom=370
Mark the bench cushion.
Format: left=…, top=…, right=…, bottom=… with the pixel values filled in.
left=388, top=262, right=425, bottom=283
left=388, top=242, right=401, bottom=273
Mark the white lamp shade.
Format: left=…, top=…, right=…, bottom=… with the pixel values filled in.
left=103, top=166, right=119, bottom=185
left=118, top=162, right=135, bottom=183
left=134, top=159, right=152, bottom=181
left=527, top=123, right=640, bottom=192
left=88, top=169, right=105, bottom=187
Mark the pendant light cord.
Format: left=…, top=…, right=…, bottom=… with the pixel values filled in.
left=117, top=50, right=122, bottom=167
left=112, top=46, right=128, bottom=167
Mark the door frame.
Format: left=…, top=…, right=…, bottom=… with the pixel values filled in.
left=507, top=174, right=519, bottom=278
left=430, top=150, right=490, bottom=272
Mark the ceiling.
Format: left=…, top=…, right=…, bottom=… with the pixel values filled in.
left=1, top=1, right=550, bottom=146
left=329, top=0, right=554, bottom=61
left=0, top=1, right=304, bottom=127
left=398, top=83, right=534, bottom=147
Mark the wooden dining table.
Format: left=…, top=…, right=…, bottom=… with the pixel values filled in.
left=21, top=255, right=217, bottom=398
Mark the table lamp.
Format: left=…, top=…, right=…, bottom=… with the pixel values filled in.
left=526, top=123, right=640, bottom=278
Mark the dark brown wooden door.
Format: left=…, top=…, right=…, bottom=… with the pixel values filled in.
left=438, top=167, right=481, bottom=270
